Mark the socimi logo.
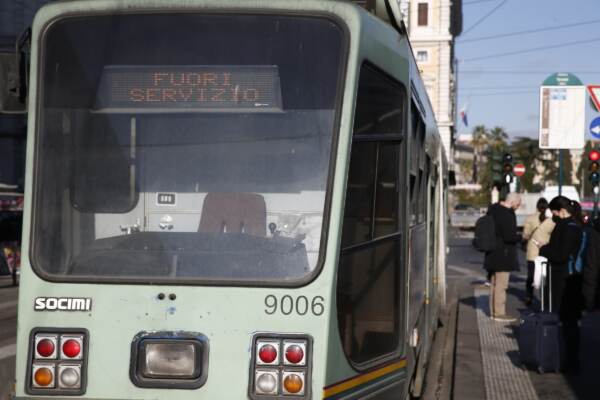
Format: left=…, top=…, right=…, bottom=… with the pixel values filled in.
left=34, top=297, right=92, bottom=312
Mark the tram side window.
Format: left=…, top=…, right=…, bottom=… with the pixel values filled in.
left=409, top=174, right=417, bottom=225
left=410, top=100, right=426, bottom=225
left=338, top=64, right=405, bottom=366
left=417, top=169, right=425, bottom=223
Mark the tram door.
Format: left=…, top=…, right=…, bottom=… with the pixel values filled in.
left=336, top=63, right=408, bottom=396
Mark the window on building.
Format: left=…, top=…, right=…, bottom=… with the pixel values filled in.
left=337, top=63, right=405, bottom=366
left=416, top=50, right=429, bottom=63
left=418, top=3, right=429, bottom=26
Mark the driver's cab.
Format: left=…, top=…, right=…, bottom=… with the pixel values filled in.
left=29, top=13, right=345, bottom=285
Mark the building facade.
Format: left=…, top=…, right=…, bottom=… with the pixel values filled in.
left=398, top=0, right=462, bottom=168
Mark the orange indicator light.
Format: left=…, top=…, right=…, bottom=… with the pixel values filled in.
left=283, top=374, right=303, bottom=394
left=34, top=367, right=54, bottom=386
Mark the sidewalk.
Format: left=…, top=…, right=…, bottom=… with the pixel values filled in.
left=456, top=272, right=600, bottom=400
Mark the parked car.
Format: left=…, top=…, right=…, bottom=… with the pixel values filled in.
left=542, top=185, right=580, bottom=203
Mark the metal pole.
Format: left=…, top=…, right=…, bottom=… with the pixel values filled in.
left=559, top=149, right=564, bottom=196
left=582, top=163, right=586, bottom=200
left=594, top=186, right=599, bottom=219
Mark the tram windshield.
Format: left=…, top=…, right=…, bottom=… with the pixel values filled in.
left=33, top=13, right=345, bottom=284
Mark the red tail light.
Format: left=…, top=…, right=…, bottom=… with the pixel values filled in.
left=36, top=339, right=56, bottom=359
left=284, top=343, right=305, bottom=365
left=258, top=343, right=278, bottom=364
left=62, top=339, right=81, bottom=359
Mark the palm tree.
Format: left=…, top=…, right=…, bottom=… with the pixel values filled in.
left=471, top=125, right=488, bottom=155
left=510, top=137, right=541, bottom=192
left=471, top=125, right=488, bottom=183
left=488, top=126, right=508, bottom=151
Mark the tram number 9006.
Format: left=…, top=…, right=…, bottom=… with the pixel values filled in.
left=264, top=295, right=324, bottom=316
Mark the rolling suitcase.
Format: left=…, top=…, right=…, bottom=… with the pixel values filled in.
left=518, top=261, right=562, bottom=373
left=579, top=311, right=600, bottom=373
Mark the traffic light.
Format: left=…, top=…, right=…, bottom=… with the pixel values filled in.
left=490, top=151, right=503, bottom=185
left=502, top=153, right=513, bottom=184
left=589, top=150, right=600, bottom=185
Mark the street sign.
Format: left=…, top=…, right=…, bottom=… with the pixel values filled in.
left=543, top=72, right=583, bottom=86
left=538, top=85, right=586, bottom=149
left=588, top=85, right=600, bottom=112
left=591, top=117, right=600, bottom=139
left=513, top=164, right=526, bottom=177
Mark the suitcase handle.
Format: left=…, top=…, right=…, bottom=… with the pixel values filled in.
left=540, top=260, right=552, bottom=313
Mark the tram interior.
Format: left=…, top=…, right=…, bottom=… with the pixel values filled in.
left=36, top=111, right=333, bottom=280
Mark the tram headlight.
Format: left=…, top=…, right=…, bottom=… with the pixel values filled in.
left=142, top=341, right=199, bottom=378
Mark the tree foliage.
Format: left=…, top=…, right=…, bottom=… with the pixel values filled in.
left=461, top=126, right=573, bottom=197
left=576, top=141, right=596, bottom=199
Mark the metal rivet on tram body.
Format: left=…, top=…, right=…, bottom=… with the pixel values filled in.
left=157, top=293, right=165, bottom=300
left=169, top=293, right=176, bottom=301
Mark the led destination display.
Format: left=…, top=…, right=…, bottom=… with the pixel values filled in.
left=96, top=65, right=282, bottom=111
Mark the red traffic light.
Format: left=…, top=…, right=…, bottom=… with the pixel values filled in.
left=589, top=150, right=600, bottom=161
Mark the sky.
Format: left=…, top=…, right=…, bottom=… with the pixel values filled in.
left=455, top=0, right=600, bottom=141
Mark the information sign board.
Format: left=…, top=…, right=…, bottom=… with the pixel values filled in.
left=538, top=86, right=586, bottom=149
left=94, top=65, right=283, bottom=112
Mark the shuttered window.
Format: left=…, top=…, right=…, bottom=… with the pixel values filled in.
left=418, top=3, right=429, bottom=26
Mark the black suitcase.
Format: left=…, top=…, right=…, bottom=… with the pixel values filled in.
left=518, top=261, right=562, bottom=373
left=579, top=312, right=600, bottom=373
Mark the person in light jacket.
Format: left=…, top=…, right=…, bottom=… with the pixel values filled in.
left=522, top=198, right=552, bottom=305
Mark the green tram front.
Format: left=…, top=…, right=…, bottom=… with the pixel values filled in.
left=15, top=1, right=447, bottom=399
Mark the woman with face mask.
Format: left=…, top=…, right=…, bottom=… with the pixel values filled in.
left=522, top=198, right=552, bottom=305
left=539, top=196, right=585, bottom=372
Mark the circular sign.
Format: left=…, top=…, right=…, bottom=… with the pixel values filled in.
left=514, top=164, right=526, bottom=177
left=590, top=117, right=600, bottom=139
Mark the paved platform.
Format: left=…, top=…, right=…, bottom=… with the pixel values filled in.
left=423, top=231, right=600, bottom=400
left=474, top=288, right=538, bottom=400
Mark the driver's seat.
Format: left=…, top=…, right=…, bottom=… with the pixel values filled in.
left=199, top=193, right=266, bottom=236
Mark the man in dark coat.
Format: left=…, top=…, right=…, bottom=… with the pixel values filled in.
left=484, top=192, right=521, bottom=322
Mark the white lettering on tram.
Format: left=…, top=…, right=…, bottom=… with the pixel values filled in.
left=34, top=297, right=92, bottom=311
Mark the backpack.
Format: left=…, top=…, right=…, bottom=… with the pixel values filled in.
left=474, top=214, right=496, bottom=252
left=568, top=223, right=588, bottom=275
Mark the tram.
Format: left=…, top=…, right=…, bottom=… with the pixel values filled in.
left=12, top=0, right=449, bottom=398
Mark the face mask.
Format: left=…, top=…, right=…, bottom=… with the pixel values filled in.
left=552, top=215, right=561, bottom=223
left=545, top=209, right=552, bottom=218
